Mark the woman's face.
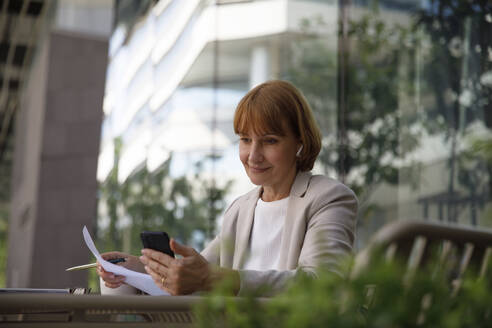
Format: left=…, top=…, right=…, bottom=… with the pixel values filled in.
left=239, top=124, right=300, bottom=193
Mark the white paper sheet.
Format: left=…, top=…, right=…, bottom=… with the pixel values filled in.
left=82, top=226, right=169, bottom=296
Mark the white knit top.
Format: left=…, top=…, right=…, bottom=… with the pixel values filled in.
left=242, top=197, right=289, bottom=270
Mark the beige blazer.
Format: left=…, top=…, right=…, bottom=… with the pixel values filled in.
left=201, top=171, right=358, bottom=295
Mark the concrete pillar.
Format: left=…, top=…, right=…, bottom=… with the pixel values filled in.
left=7, top=30, right=107, bottom=288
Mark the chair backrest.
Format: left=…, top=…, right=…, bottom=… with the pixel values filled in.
left=352, top=220, right=492, bottom=293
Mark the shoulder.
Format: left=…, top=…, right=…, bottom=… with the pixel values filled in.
left=298, top=175, right=358, bottom=232
left=303, top=174, right=358, bottom=209
left=308, top=175, right=356, bottom=198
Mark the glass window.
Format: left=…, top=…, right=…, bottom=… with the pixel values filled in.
left=345, top=0, right=492, bottom=247
left=98, top=0, right=492, bottom=256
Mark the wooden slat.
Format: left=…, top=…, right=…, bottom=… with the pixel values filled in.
left=404, top=236, right=427, bottom=286
left=479, top=247, right=492, bottom=279
left=451, top=243, right=474, bottom=297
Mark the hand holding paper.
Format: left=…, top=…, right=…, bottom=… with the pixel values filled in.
left=82, top=226, right=169, bottom=296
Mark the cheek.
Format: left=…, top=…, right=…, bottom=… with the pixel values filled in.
left=271, top=147, right=295, bottom=167
left=239, top=146, right=248, bottom=164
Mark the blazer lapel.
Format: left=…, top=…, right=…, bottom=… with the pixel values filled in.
left=232, top=186, right=261, bottom=269
left=290, top=171, right=312, bottom=198
left=278, top=171, right=312, bottom=269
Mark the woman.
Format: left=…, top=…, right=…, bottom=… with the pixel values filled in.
left=98, top=80, right=358, bottom=296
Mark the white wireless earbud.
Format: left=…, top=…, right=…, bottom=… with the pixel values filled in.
left=296, top=145, right=303, bottom=157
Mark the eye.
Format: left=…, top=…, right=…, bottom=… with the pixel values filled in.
left=264, top=138, right=278, bottom=145
left=239, top=137, right=251, bottom=144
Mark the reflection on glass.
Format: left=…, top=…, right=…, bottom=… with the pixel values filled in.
left=347, top=0, right=492, bottom=247
left=97, top=0, right=491, bottom=258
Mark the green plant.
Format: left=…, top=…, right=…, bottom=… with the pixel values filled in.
left=195, top=254, right=492, bottom=328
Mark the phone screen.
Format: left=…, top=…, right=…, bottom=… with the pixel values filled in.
left=140, top=231, right=175, bottom=258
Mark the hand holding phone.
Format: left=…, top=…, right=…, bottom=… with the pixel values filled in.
left=140, top=231, right=175, bottom=258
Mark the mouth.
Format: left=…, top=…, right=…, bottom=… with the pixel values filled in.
left=248, top=166, right=270, bottom=173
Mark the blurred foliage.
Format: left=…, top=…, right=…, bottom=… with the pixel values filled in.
left=195, top=251, right=492, bottom=328
left=416, top=0, right=492, bottom=134
left=457, top=135, right=491, bottom=224
left=97, top=137, right=233, bottom=255
left=471, top=136, right=492, bottom=164
left=460, top=135, right=492, bottom=227
left=286, top=9, right=422, bottom=218
left=416, top=0, right=492, bottom=223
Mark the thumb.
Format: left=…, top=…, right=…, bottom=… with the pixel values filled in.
left=170, top=238, right=196, bottom=257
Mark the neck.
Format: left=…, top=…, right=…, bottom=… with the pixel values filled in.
left=261, top=188, right=290, bottom=202
left=261, top=170, right=297, bottom=202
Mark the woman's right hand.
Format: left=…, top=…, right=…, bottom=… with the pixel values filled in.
left=96, top=251, right=145, bottom=288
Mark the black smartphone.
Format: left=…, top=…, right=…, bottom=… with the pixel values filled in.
left=140, top=231, right=175, bottom=258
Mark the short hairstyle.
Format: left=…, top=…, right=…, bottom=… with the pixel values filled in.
left=233, top=80, right=322, bottom=172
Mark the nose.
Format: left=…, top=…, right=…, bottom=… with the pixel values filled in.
left=248, top=142, right=263, bottom=163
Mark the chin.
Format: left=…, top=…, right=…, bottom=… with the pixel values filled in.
left=247, top=173, right=266, bottom=186
left=248, top=177, right=264, bottom=186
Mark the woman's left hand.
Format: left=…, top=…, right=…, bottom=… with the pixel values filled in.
left=140, top=239, right=211, bottom=295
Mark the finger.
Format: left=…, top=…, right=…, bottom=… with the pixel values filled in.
left=97, top=264, right=112, bottom=276
left=98, top=266, right=125, bottom=281
left=145, top=266, right=171, bottom=293
left=105, top=281, right=123, bottom=289
left=141, top=249, right=174, bottom=267
left=144, top=265, right=167, bottom=285
left=141, top=256, right=171, bottom=278
left=101, top=273, right=125, bottom=284
left=102, top=278, right=125, bottom=288
left=144, top=265, right=159, bottom=280
left=97, top=263, right=114, bottom=273
left=101, top=251, right=127, bottom=260
left=170, top=239, right=196, bottom=257
left=97, top=262, right=125, bottom=277
left=147, top=270, right=172, bottom=294
left=98, top=268, right=118, bottom=281
left=144, top=264, right=171, bottom=285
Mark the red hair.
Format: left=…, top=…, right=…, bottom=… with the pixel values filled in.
left=233, top=80, right=321, bottom=171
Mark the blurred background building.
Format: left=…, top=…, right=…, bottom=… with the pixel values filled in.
left=1, top=0, right=112, bottom=288
left=1, top=0, right=491, bottom=289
